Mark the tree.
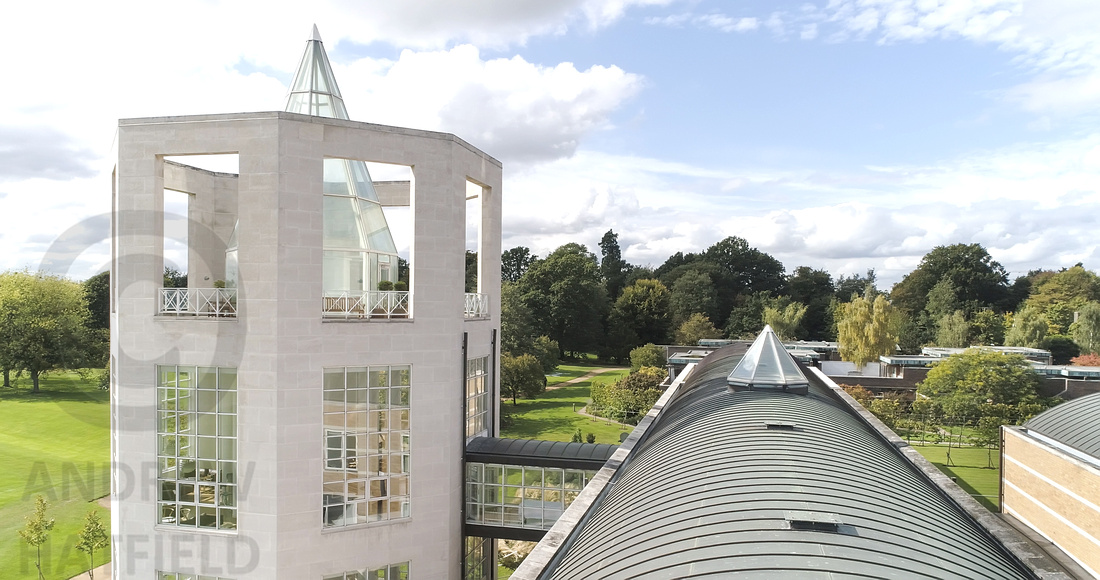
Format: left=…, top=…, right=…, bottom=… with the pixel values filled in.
left=501, top=247, right=537, bottom=284
left=599, top=230, right=629, bottom=302
left=629, top=343, right=666, bottom=372
left=674, top=313, right=722, bottom=346
left=500, top=283, right=537, bottom=356
left=531, top=335, right=560, bottom=374
left=0, top=271, right=95, bottom=392
left=924, top=279, right=963, bottom=321
left=163, top=266, right=187, bottom=288
left=500, top=353, right=545, bottom=405
left=1005, top=305, right=1047, bottom=348
left=82, top=271, right=110, bottom=331
left=610, top=279, right=671, bottom=346
left=517, top=244, right=608, bottom=357
left=890, top=244, right=1009, bottom=315
left=918, top=349, right=1044, bottom=419
left=836, top=294, right=897, bottom=368
left=970, top=310, right=1006, bottom=346
left=465, top=250, right=478, bottom=293
left=935, top=310, right=971, bottom=347
left=1071, top=352, right=1100, bottom=366
left=788, top=266, right=835, bottom=340
left=1071, top=301, right=1100, bottom=354
left=18, top=494, right=54, bottom=580
left=763, top=301, right=807, bottom=341
left=1043, top=335, right=1080, bottom=365
left=668, top=268, right=718, bottom=327
left=724, top=291, right=773, bottom=339
left=76, top=510, right=109, bottom=579
left=1024, top=265, right=1100, bottom=333
left=836, top=269, right=878, bottom=302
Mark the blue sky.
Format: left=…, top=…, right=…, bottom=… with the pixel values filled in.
left=2, top=0, right=1099, bottom=287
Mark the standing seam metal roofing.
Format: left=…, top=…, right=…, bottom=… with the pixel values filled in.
left=542, top=348, right=1035, bottom=579
left=1023, top=391, right=1100, bottom=460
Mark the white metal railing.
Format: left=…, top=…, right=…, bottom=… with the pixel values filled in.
left=464, top=293, right=489, bottom=319
left=160, top=288, right=237, bottom=317
left=323, top=291, right=410, bottom=319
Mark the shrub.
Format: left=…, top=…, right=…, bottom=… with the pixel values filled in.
left=394, top=280, right=408, bottom=291
left=585, top=433, right=596, bottom=444
left=629, top=343, right=666, bottom=372
left=377, top=280, right=395, bottom=291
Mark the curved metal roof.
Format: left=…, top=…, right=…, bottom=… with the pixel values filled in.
left=1025, top=392, right=1100, bottom=460
left=465, top=437, right=618, bottom=469
left=543, top=349, right=1033, bottom=580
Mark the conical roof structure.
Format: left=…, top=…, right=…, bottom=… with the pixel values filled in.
left=285, top=25, right=349, bottom=119
left=280, top=26, right=400, bottom=297
left=726, top=325, right=809, bottom=394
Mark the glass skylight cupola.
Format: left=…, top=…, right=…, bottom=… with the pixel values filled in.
left=727, top=325, right=810, bottom=394
left=285, top=25, right=349, bottom=119
left=285, top=26, right=400, bottom=296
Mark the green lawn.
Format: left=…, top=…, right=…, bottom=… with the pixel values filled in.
left=502, top=366, right=631, bottom=444
left=0, top=371, right=111, bottom=579
left=912, top=444, right=1001, bottom=511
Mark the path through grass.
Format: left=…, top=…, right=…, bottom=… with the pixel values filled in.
left=502, top=365, right=630, bottom=444
left=0, top=371, right=110, bottom=579
left=912, top=444, right=1001, bottom=511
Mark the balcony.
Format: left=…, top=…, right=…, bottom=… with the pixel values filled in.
left=159, top=288, right=237, bottom=317
left=465, top=293, right=489, bottom=319
left=323, top=291, right=410, bottom=320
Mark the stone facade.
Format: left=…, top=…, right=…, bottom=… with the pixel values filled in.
left=111, top=111, right=502, bottom=579
left=1001, top=427, right=1100, bottom=578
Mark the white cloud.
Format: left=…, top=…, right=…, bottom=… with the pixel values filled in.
left=338, top=46, right=644, bottom=166
left=645, top=12, right=760, bottom=33
left=499, top=132, right=1100, bottom=286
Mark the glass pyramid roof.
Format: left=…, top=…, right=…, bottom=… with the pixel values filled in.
left=727, top=325, right=810, bottom=393
left=284, top=26, right=399, bottom=262
left=285, top=25, right=349, bottom=119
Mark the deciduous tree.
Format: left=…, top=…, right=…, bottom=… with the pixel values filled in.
left=1004, top=305, right=1047, bottom=348
left=517, top=244, right=608, bottom=357
left=0, top=271, right=95, bottom=392
left=19, top=494, right=54, bottom=580
left=763, top=301, right=807, bottom=341
left=76, top=510, right=109, bottom=580
left=501, top=247, right=537, bottom=284
left=890, top=244, right=1009, bottom=315
left=917, top=349, right=1044, bottom=419
left=674, top=313, right=722, bottom=346
left=610, top=279, right=671, bottom=346
left=837, top=294, right=897, bottom=368
left=1071, top=301, right=1100, bottom=355
left=500, top=353, right=545, bottom=405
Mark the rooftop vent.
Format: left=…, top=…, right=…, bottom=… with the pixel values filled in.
left=784, top=511, right=853, bottom=535
left=765, top=422, right=798, bottom=431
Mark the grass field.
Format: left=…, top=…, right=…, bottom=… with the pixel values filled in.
left=502, top=364, right=631, bottom=444
left=912, top=444, right=1001, bottom=511
left=0, top=371, right=110, bottom=579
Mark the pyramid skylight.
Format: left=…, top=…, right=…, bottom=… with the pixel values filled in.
left=285, top=25, right=349, bottom=119
left=727, top=325, right=810, bottom=394
left=283, top=26, right=401, bottom=295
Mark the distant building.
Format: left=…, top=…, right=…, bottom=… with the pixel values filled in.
left=1002, top=393, right=1100, bottom=579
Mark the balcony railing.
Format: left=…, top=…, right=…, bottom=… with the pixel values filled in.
left=160, top=288, right=237, bottom=317
left=323, top=291, right=410, bottom=320
left=465, top=293, right=489, bottom=319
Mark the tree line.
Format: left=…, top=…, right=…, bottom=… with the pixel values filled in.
left=500, top=235, right=1100, bottom=367
left=0, top=270, right=107, bottom=392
